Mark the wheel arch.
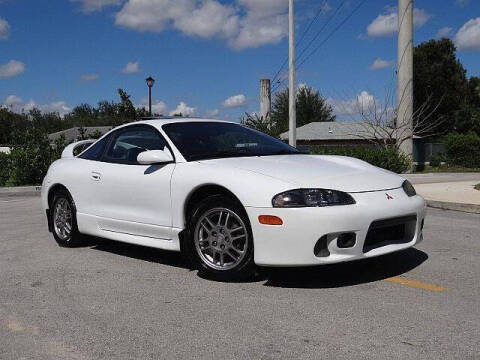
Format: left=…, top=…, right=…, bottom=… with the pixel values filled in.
left=183, top=184, right=245, bottom=227
left=47, top=183, right=72, bottom=208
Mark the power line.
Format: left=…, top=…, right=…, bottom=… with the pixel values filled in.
left=296, top=0, right=368, bottom=71
left=271, top=0, right=332, bottom=86
left=295, top=0, right=347, bottom=68
left=271, top=0, right=367, bottom=94
left=271, top=0, right=348, bottom=93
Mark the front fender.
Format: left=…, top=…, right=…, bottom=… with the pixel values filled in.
left=170, top=162, right=295, bottom=229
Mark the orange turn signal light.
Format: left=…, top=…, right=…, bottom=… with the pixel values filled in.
left=258, top=215, right=283, bottom=225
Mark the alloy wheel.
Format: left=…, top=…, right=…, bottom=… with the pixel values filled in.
left=194, top=208, right=249, bottom=271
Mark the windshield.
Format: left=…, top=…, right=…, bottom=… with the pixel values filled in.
left=162, top=122, right=301, bottom=161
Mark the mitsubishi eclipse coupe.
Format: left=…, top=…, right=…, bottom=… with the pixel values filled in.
left=42, top=118, right=426, bottom=280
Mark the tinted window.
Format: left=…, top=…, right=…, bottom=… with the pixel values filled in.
left=78, top=137, right=109, bottom=161
left=162, top=122, right=300, bottom=161
left=102, top=125, right=168, bottom=164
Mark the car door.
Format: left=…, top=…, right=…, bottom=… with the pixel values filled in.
left=93, top=124, right=176, bottom=240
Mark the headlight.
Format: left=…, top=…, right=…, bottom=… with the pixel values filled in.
left=402, top=180, right=416, bottom=197
left=272, top=189, right=356, bottom=208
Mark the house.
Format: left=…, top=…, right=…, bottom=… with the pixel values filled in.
left=279, top=122, right=444, bottom=164
left=48, top=126, right=111, bottom=144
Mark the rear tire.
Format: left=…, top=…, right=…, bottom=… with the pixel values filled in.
left=185, top=195, right=256, bottom=281
left=50, top=189, right=82, bottom=247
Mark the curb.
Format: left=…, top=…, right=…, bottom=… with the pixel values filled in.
left=0, top=186, right=42, bottom=198
left=426, top=200, right=480, bottom=214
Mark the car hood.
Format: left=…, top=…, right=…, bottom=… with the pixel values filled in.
left=198, top=154, right=404, bottom=193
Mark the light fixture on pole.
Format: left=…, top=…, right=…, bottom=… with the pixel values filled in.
left=145, top=76, right=155, bottom=116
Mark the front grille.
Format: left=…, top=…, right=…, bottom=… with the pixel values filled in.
left=363, top=215, right=417, bottom=253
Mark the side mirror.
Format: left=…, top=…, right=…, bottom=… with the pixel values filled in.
left=137, top=147, right=173, bottom=165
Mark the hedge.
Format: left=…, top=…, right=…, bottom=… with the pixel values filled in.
left=444, top=132, right=480, bottom=168
left=309, top=146, right=411, bottom=174
left=0, top=152, right=10, bottom=186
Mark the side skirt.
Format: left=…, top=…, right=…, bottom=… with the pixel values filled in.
left=76, top=212, right=182, bottom=252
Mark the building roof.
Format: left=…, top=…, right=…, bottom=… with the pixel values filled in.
left=279, top=121, right=400, bottom=141
left=48, top=126, right=112, bottom=143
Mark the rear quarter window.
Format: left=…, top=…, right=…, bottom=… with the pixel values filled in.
left=78, top=137, right=109, bottom=161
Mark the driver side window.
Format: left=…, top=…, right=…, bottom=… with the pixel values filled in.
left=102, top=125, right=168, bottom=165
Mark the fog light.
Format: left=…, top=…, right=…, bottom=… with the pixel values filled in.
left=258, top=215, right=283, bottom=225
left=337, top=233, right=356, bottom=248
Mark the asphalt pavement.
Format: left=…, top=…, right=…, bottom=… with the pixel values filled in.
left=0, top=197, right=479, bottom=359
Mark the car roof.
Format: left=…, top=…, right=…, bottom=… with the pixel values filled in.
left=134, top=117, right=235, bottom=128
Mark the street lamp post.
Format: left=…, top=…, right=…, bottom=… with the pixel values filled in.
left=145, top=76, right=155, bottom=116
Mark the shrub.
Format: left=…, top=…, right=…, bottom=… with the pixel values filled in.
left=0, top=152, right=10, bottom=186
left=444, top=132, right=480, bottom=168
left=428, top=155, right=443, bottom=167
left=309, top=146, right=411, bottom=174
left=7, top=129, right=57, bottom=186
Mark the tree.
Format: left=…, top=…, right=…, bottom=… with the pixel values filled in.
left=117, top=88, right=137, bottom=121
left=241, top=113, right=276, bottom=136
left=340, top=90, right=445, bottom=152
left=272, top=86, right=335, bottom=134
left=413, top=38, right=472, bottom=134
left=243, top=85, right=335, bottom=137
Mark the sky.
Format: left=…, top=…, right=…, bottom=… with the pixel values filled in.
left=0, top=0, right=479, bottom=122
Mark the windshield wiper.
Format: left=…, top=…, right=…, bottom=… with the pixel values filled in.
left=262, top=150, right=306, bottom=156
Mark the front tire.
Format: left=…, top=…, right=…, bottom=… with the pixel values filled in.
left=50, top=189, right=82, bottom=247
left=186, top=195, right=256, bottom=281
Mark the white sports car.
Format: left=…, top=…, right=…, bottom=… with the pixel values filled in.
left=42, top=118, right=426, bottom=280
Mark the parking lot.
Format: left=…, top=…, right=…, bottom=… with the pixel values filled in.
left=0, top=196, right=479, bottom=360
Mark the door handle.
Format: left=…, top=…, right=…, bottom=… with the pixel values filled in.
left=91, top=171, right=101, bottom=181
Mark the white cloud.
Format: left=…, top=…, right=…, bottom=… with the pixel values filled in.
left=455, top=18, right=480, bottom=51
left=328, top=91, right=376, bottom=115
left=436, top=27, right=453, bottom=39
left=114, top=0, right=288, bottom=50
left=222, top=94, right=246, bottom=108
left=206, top=109, right=219, bottom=117
left=229, top=0, right=288, bottom=49
left=2, top=96, right=71, bottom=116
left=137, top=98, right=168, bottom=115
left=79, top=73, right=99, bottom=82
left=169, top=102, right=196, bottom=116
left=173, top=1, right=239, bottom=39
left=3, top=95, right=22, bottom=107
left=0, top=60, right=25, bottom=78
left=121, top=61, right=140, bottom=74
left=72, top=0, right=124, bottom=13
left=38, top=101, right=72, bottom=115
left=368, top=58, right=394, bottom=70
left=366, top=8, right=431, bottom=37
left=0, top=17, right=10, bottom=39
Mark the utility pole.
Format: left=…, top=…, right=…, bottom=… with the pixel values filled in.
left=288, top=0, right=296, bottom=147
left=397, top=0, right=413, bottom=159
left=260, top=79, right=271, bottom=118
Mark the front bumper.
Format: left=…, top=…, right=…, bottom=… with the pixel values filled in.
left=246, top=188, right=426, bottom=266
